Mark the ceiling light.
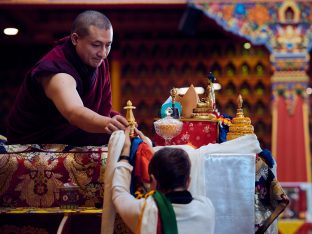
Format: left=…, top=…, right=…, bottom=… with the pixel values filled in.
left=243, top=42, right=251, bottom=50
left=3, top=27, right=19, bottom=36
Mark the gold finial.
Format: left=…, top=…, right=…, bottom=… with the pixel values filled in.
left=124, top=100, right=136, bottom=137
left=170, top=88, right=178, bottom=104
left=238, top=94, right=243, bottom=109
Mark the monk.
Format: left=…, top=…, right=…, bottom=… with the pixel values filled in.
left=7, top=10, right=128, bottom=146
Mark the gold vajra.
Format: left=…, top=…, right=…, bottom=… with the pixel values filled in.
left=124, top=100, right=136, bottom=137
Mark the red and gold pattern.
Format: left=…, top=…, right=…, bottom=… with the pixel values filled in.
left=0, top=144, right=107, bottom=208
left=0, top=154, right=18, bottom=196
left=15, top=153, right=63, bottom=207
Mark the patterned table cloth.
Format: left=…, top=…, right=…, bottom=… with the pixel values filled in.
left=0, top=144, right=107, bottom=208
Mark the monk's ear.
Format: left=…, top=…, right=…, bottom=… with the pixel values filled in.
left=71, top=33, right=79, bottom=46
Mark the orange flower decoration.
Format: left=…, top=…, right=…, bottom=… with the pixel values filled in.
left=222, top=5, right=234, bottom=21
left=248, top=4, right=270, bottom=26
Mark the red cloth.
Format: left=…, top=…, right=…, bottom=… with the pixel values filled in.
left=7, top=37, right=118, bottom=146
left=154, top=121, right=218, bottom=148
left=157, top=211, right=163, bottom=234
left=275, top=96, right=308, bottom=182
left=135, top=142, right=154, bottom=183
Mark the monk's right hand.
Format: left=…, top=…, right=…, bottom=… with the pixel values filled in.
left=104, top=115, right=128, bottom=134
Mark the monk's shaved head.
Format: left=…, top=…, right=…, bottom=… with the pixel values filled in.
left=71, top=10, right=112, bottom=38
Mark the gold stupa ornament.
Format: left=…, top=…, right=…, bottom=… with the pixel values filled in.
left=192, top=72, right=218, bottom=121
left=226, top=94, right=255, bottom=141
left=124, top=100, right=136, bottom=137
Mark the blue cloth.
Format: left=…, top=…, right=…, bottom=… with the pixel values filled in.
left=258, top=149, right=275, bottom=169
left=129, top=137, right=143, bottom=195
left=218, top=114, right=232, bottom=143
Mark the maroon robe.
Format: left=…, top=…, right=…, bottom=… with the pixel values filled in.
left=7, top=37, right=118, bottom=146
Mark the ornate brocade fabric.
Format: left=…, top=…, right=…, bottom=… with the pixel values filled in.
left=255, top=155, right=289, bottom=233
left=0, top=144, right=107, bottom=208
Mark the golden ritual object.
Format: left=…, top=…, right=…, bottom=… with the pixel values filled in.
left=192, top=73, right=218, bottom=121
left=170, top=88, right=178, bottom=104
left=226, top=94, right=255, bottom=141
left=124, top=100, right=136, bottom=137
left=170, top=87, right=180, bottom=119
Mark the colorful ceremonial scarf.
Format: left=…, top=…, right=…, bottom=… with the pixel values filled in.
left=152, top=191, right=178, bottom=234
left=137, top=191, right=178, bottom=234
left=129, top=137, right=154, bottom=195
left=135, top=142, right=154, bottom=183
left=129, top=137, right=143, bottom=194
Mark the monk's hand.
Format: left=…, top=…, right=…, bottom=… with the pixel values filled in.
left=104, top=115, right=128, bottom=134
left=113, top=115, right=129, bottom=127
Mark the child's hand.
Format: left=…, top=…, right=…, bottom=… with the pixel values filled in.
left=121, top=127, right=131, bottom=156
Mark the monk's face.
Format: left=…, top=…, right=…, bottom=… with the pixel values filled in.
left=72, top=25, right=113, bottom=68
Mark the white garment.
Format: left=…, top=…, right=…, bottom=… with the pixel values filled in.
left=101, top=132, right=265, bottom=234
left=112, top=161, right=215, bottom=234
left=101, top=131, right=126, bottom=234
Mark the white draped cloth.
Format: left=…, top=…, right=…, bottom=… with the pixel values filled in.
left=102, top=132, right=262, bottom=234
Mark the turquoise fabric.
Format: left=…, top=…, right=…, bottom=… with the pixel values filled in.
left=160, top=102, right=182, bottom=118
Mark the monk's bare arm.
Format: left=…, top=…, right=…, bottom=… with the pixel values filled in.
left=41, top=73, right=128, bottom=133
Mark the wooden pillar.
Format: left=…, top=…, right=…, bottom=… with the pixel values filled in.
left=110, top=53, right=121, bottom=113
